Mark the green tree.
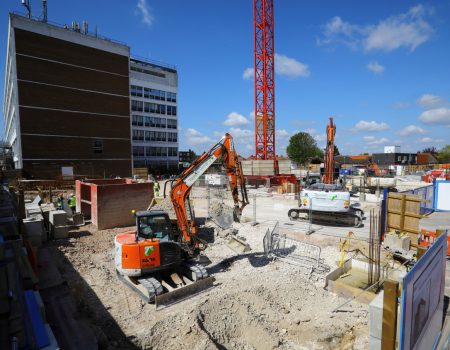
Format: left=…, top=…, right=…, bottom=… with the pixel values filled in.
left=437, top=145, right=450, bottom=163
left=421, top=146, right=438, bottom=154
left=287, top=132, right=323, bottom=165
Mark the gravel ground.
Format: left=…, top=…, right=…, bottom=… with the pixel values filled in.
left=48, top=209, right=370, bottom=349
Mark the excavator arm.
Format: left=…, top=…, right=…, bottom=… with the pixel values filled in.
left=323, top=117, right=336, bottom=184
left=169, top=133, right=249, bottom=254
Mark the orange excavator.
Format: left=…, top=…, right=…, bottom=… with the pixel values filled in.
left=114, top=133, right=248, bottom=307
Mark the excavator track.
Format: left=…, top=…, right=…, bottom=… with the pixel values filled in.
left=117, top=261, right=215, bottom=310
left=288, top=208, right=364, bottom=228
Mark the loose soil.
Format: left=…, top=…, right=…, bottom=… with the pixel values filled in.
left=49, top=216, right=370, bottom=349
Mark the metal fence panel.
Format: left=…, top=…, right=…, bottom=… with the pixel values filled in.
left=263, top=221, right=321, bottom=271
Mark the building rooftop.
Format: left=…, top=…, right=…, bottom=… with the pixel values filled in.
left=10, top=12, right=126, bottom=46
left=130, top=57, right=177, bottom=74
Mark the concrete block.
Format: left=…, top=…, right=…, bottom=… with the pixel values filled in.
left=72, top=213, right=84, bottom=226
left=26, top=205, right=42, bottom=218
left=23, top=216, right=46, bottom=246
left=369, top=335, right=381, bottom=350
left=51, top=225, right=68, bottom=239
left=383, top=233, right=411, bottom=250
left=49, top=210, right=67, bottom=227
left=369, top=291, right=384, bottom=339
left=40, top=204, right=56, bottom=224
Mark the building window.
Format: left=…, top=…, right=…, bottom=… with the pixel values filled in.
left=167, top=106, right=177, bottom=116
left=132, top=130, right=144, bottom=141
left=131, top=100, right=143, bottom=112
left=144, top=131, right=166, bottom=141
left=167, top=119, right=177, bottom=129
left=144, top=103, right=166, bottom=114
left=397, top=156, right=401, bottom=161
left=132, top=115, right=144, bottom=126
left=144, top=117, right=166, bottom=128
left=168, top=132, right=177, bottom=142
left=131, top=85, right=143, bottom=97
left=93, top=139, right=103, bottom=154
left=167, top=92, right=177, bottom=103
left=168, top=147, right=178, bottom=157
left=146, top=147, right=167, bottom=157
left=133, top=146, right=145, bottom=157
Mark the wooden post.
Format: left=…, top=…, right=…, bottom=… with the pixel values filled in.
left=382, top=280, right=399, bottom=350
left=436, top=229, right=445, bottom=237
left=417, top=246, right=427, bottom=260
left=399, top=194, right=406, bottom=232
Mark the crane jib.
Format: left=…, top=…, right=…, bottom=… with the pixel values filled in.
left=184, top=154, right=218, bottom=187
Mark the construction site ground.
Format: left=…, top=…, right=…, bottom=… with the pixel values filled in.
left=42, top=187, right=387, bottom=350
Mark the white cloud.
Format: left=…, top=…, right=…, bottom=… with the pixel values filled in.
left=364, top=5, right=433, bottom=52
left=354, top=120, right=390, bottom=132
left=185, top=128, right=213, bottom=146
left=136, top=0, right=154, bottom=27
left=363, top=136, right=389, bottom=145
left=418, top=137, right=434, bottom=143
left=229, top=128, right=253, bottom=139
left=418, top=137, right=445, bottom=144
left=318, top=5, right=433, bottom=52
left=224, top=112, right=250, bottom=126
left=416, top=94, right=446, bottom=109
left=276, top=129, right=290, bottom=138
left=419, top=107, right=450, bottom=125
left=249, top=111, right=255, bottom=120
left=274, top=54, right=310, bottom=78
left=305, top=128, right=326, bottom=142
left=397, top=125, right=427, bottom=136
left=242, top=68, right=254, bottom=80
left=367, top=61, right=385, bottom=74
left=317, top=16, right=360, bottom=49
left=245, top=54, right=310, bottom=80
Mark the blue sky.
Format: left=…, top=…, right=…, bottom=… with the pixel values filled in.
left=1, top=0, right=449, bottom=156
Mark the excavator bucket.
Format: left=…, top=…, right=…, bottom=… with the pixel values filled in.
left=227, top=236, right=251, bottom=253
left=155, top=276, right=215, bottom=310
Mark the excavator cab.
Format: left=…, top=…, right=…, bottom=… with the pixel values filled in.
left=136, top=210, right=173, bottom=242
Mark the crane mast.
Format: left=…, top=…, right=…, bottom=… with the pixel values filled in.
left=253, top=0, right=276, bottom=172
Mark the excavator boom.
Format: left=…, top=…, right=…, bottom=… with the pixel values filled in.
left=323, top=117, right=336, bottom=184
left=170, top=133, right=249, bottom=254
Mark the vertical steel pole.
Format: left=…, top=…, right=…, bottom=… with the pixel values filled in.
left=206, top=184, right=210, bottom=220
left=253, top=194, right=257, bottom=223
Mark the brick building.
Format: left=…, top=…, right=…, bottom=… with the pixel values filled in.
left=3, top=14, right=132, bottom=178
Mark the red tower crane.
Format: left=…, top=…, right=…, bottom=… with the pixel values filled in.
left=323, top=117, right=336, bottom=184
left=253, top=0, right=276, bottom=171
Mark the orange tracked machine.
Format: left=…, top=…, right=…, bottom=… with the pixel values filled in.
left=114, top=133, right=248, bottom=307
